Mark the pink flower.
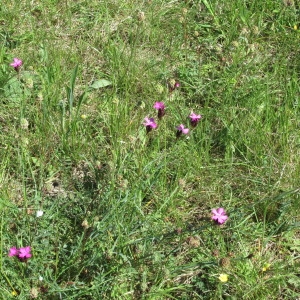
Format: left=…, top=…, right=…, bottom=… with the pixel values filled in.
left=153, top=102, right=166, bottom=119
left=153, top=102, right=165, bottom=110
left=176, top=124, right=189, bottom=137
left=212, top=208, right=228, bottom=224
left=143, top=117, right=157, bottom=133
left=18, top=246, right=32, bottom=259
left=10, top=58, right=23, bottom=72
left=189, top=112, right=202, bottom=127
left=8, top=247, right=19, bottom=257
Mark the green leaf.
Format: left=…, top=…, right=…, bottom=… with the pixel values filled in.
left=3, top=76, right=22, bottom=101
left=89, top=79, right=112, bottom=89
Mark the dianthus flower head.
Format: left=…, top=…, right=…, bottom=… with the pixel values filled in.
left=143, top=117, right=157, bottom=133
left=10, top=58, right=23, bottom=72
left=153, top=102, right=165, bottom=110
left=8, top=247, right=19, bottom=257
left=153, top=102, right=166, bottom=119
left=18, top=246, right=32, bottom=259
left=189, top=112, right=202, bottom=127
left=176, top=124, right=189, bottom=137
left=212, top=208, right=228, bottom=224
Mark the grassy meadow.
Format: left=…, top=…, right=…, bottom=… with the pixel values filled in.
left=0, top=0, right=300, bottom=299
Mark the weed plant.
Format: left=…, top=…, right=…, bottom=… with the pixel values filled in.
left=0, top=0, right=299, bottom=299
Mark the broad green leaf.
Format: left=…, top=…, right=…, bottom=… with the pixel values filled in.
left=89, top=79, right=112, bottom=89
left=3, top=76, right=22, bottom=101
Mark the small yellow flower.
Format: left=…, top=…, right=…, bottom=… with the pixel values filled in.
left=12, top=290, right=18, bottom=296
left=262, top=263, right=271, bottom=272
left=81, top=114, right=87, bottom=120
left=293, top=25, right=298, bottom=31
left=218, top=273, right=229, bottom=282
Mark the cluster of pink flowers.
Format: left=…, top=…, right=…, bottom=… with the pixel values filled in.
left=175, top=112, right=202, bottom=137
left=143, top=88, right=202, bottom=136
left=144, top=102, right=228, bottom=224
left=8, top=246, right=32, bottom=261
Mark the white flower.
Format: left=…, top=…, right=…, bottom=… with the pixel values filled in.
left=36, top=210, right=44, bottom=217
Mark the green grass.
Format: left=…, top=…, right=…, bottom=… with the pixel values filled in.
left=0, top=0, right=300, bottom=299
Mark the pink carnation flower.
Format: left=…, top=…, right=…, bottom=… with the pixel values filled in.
left=176, top=124, right=189, bottom=137
left=143, top=117, right=157, bottom=133
left=9, top=246, right=32, bottom=261
left=8, top=247, right=19, bottom=257
left=153, top=102, right=165, bottom=110
left=189, top=112, right=202, bottom=127
left=212, top=208, right=228, bottom=224
left=10, top=58, right=23, bottom=72
left=153, top=102, right=166, bottom=119
left=18, top=246, right=32, bottom=259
